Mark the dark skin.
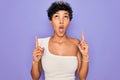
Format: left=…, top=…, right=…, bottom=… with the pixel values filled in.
left=31, top=10, right=89, bottom=80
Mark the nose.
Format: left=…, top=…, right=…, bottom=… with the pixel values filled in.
left=59, top=18, right=64, bottom=24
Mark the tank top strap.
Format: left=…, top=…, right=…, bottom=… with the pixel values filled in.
left=38, top=36, right=51, bottom=55
left=38, top=37, right=49, bottom=46
left=44, top=37, right=50, bottom=49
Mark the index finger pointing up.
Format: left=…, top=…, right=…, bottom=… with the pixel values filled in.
left=36, top=36, right=38, bottom=48
left=82, top=32, right=85, bottom=41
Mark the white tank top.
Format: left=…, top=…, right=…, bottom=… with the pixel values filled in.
left=38, top=37, right=78, bottom=80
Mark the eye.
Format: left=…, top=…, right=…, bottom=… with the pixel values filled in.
left=55, top=15, right=59, bottom=18
left=64, top=16, right=69, bottom=19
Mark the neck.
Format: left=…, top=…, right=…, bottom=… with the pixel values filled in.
left=51, top=34, right=68, bottom=42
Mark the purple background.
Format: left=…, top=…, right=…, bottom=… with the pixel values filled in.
left=0, top=0, right=120, bottom=80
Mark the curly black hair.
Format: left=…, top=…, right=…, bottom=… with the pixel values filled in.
left=47, top=1, right=73, bottom=21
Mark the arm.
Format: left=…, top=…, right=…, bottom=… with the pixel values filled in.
left=31, top=60, right=42, bottom=80
left=31, top=36, right=44, bottom=80
left=77, top=32, right=89, bottom=80
left=78, top=51, right=88, bottom=80
left=77, top=51, right=89, bottom=80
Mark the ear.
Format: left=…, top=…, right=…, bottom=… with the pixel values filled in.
left=50, top=21, right=52, bottom=24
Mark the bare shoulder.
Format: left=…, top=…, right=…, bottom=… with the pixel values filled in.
left=68, top=37, right=80, bottom=45
left=68, top=37, right=81, bottom=56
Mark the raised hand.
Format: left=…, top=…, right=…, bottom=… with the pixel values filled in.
left=78, top=32, right=89, bottom=57
left=32, top=36, right=44, bottom=63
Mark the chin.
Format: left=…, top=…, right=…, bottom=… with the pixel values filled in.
left=57, top=33, right=66, bottom=37
left=54, top=30, right=66, bottom=37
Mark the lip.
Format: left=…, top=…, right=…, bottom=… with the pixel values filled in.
left=59, top=25, right=64, bottom=29
left=59, top=26, right=64, bottom=29
left=58, top=26, right=64, bottom=33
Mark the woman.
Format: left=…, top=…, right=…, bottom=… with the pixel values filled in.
left=31, top=1, right=89, bottom=80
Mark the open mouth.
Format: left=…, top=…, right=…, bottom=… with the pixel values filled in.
left=59, top=26, right=64, bottom=32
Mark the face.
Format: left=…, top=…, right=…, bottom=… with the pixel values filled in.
left=50, top=10, right=70, bottom=37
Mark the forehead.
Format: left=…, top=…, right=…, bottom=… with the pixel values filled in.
left=55, top=10, right=69, bottom=14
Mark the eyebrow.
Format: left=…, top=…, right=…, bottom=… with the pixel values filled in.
left=64, top=13, right=69, bottom=15
left=55, top=12, right=69, bottom=15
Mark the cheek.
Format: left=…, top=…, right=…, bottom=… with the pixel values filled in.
left=51, top=22, right=58, bottom=30
left=65, top=21, right=70, bottom=28
left=51, top=20, right=59, bottom=26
